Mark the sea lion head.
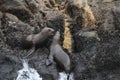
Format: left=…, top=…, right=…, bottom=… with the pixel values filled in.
left=41, top=27, right=55, bottom=36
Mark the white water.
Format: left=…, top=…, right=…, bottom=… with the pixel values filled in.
left=58, top=72, right=74, bottom=80
left=16, top=59, right=74, bottom=80
left=16, top=59, right=42, bottom=80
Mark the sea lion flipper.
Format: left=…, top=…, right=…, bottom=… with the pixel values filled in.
left=46, top=54, right=54, bottom=66
left=46, top=59, right=52, bottom=66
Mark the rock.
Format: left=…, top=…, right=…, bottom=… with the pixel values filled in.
left=94, top=44, right=120, bottom=70
left=43, top=0, right=53, bottom=8
left=102, top=0, right=113, bottom=3
left=73, top=53, right=97, bottom=80
left=4, top=13, right=19, bottom=22
left=0, top=0, right=120, bottom=80
left=46, top=11, right=64, bottom=30
left=0, top=54, right=22, bottom=80
left=0, top=0, right=33, bottom=21
left=0, top=20, right=1, bottom=28
left=1, top=14, right=33, bottom=49
left=4, top=21, right=33, bottom=49
left=112, top=7, right=120, bottom=30
left=65, top=3, right=85, bottom=52
left=29, top=49, right=58, bottom=80
left=0, top=11, right=3, bottom=19
left=0, top=11, right=3, bottom=28
left=24, top=0, right=39, bottom=13
left=46, top=10, right=64, bottom=43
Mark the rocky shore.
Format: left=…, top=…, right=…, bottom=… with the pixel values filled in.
left=0, top=0, right=120, bottom=80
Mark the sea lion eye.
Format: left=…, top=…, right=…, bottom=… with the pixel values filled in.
left=48, top=29, right=51, bottom=32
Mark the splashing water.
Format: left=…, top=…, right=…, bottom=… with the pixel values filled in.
left=16, top=59, right=42, bottom=80
left=58, top=72, right=74, bottom=80
left=16, top=59, right=74, bottom=80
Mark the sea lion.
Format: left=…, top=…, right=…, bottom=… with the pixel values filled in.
left=48, top=31, right=71, bottom=72
left=22, top=27, right=55, bottom=58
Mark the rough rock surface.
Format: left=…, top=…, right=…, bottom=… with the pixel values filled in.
left=0, top=0, right=120, bottom=80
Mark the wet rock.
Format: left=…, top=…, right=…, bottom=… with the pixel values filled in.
left=0, top=54, right=22, bottom=80
left=29, top=49, right=58, bottom=80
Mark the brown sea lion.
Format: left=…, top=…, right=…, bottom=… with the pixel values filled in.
left=48, top=31, right=71, bottom=72
left=22, top=27, right=55, bottom=58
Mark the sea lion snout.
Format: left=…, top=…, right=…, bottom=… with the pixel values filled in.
left=48, top=28, right=55, bottom=35
left=41, top=27, right=55, bottom=36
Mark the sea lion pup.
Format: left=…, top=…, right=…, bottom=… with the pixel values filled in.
left=22, top=27, right=55, bottom=58
left=77, top=30, right=100, bottom=41
left=48, top=31, right=71, bottom=72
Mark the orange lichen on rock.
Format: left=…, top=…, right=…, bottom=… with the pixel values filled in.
left=74, top=0, right=96, bottom=29
left=83, top=0, right=96, bottom=28
left=63, top=17, right=72, bottom=53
